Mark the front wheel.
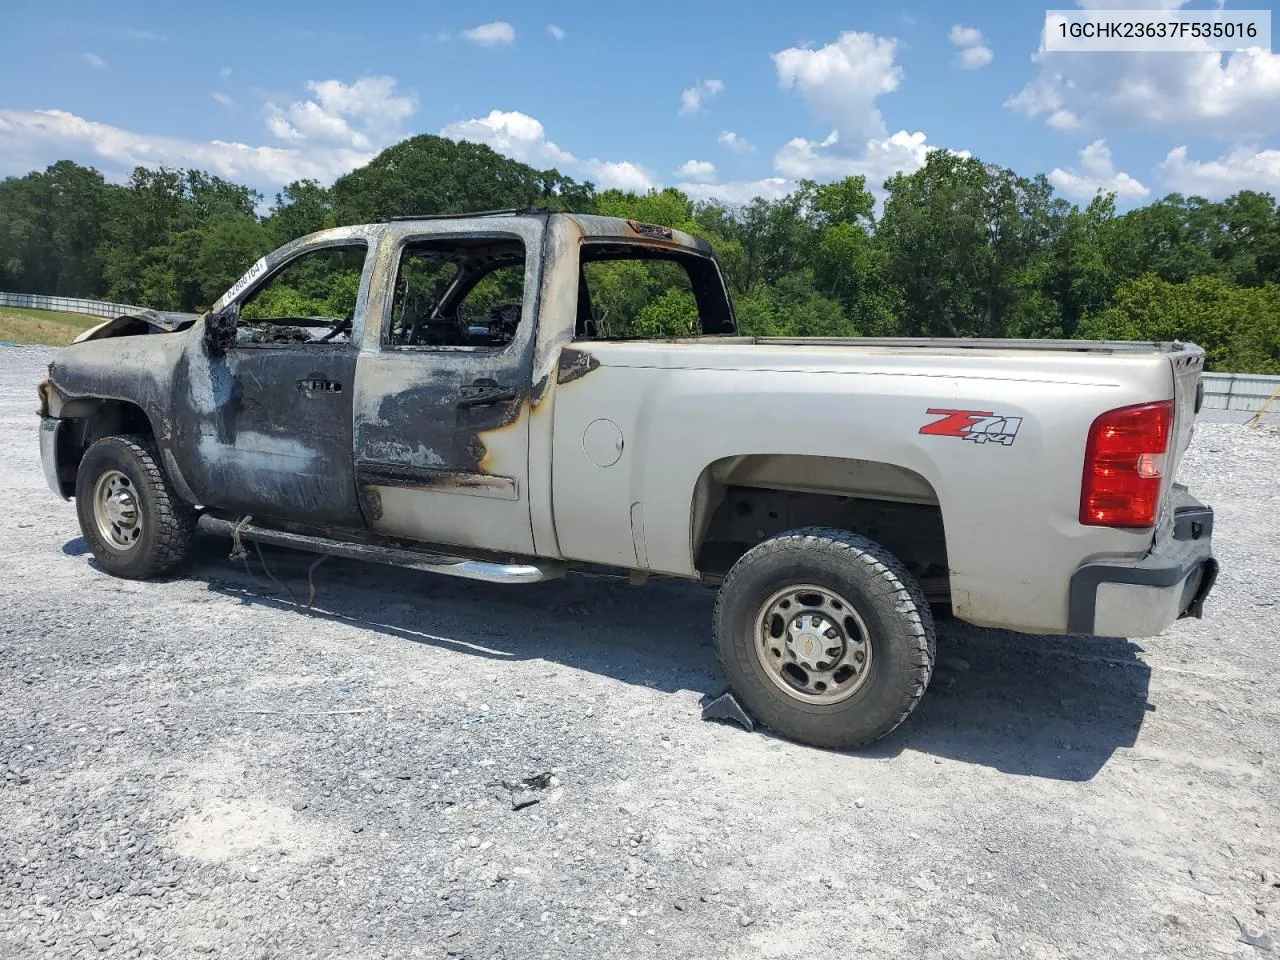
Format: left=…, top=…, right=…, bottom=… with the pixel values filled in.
left=713, top=527, right=935, bottom=749
left=74, top=435, right=196, bottom=579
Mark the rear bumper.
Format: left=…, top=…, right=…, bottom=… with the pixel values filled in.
left=1068, top=493, right=1217, bottom=636
left=40, top=416, right=68, bottom=499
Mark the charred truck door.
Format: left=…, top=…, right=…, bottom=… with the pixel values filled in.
left=350, top=221, right=542, bottom=556
left=171, top=236, right=374, bottom=528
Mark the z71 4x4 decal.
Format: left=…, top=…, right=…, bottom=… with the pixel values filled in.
left=919, top=408, right=1023, bottom=446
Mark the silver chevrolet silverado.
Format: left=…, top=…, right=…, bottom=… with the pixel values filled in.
left=37, top=210, right=1218, bottom=748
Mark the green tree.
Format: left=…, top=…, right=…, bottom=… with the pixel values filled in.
left=1078, top=273, right=1280, bottom=372
left=0, top=161, right=111, bottom=295
left=98, top=166, right=264, bottom=308
left=192, top=217, right=271, bottom=308
left=330, top=134, right=588, bottom=223
left=264, top=180, right=334, bottom=247
left=3, top=139, right=1278, bottom=373
left=595, top=187, right=695, bottom=231
left=1211, top=191, right=1280, bottom=286
left=633, top=287, right=700, bottom=337
left=735, top=271, right=850, bottom=337
left=1110, top=194, right=1222, bottom=285
left=878, top=153, right=1065, bottom=338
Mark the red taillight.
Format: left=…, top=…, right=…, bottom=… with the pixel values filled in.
left=1080, top=400, right=1174, bottom=528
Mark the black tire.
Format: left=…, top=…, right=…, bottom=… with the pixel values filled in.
left=713, top=527, right=935, bottom=749
left=74, top=435, right=196, bottom=579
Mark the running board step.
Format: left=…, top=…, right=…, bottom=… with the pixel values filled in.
left=198, top=516, right=566, bottom=584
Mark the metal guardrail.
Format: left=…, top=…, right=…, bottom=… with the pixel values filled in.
left=1200, top=372, right=1280, bottom=413
left=0, top=291, right=144, bottom=320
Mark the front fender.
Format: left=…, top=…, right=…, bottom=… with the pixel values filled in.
left=47, top=326, right=192, bottom=443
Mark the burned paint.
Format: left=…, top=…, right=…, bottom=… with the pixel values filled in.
left=556, top=347, right=600, bottom=385
left=565, top=213, right=713, bottom=257
left=46, top=329, right=186, bottom=442
left=530, top=373, right=551, bottom=408
left=626, top=220, right=674, bottom=240
left=168, top=325, right=365, bottom=527
left=362, top=376, right=518, bottom=479
left=203, top=310, right=236, bottom=355
left=349, top=219, right=545, bottom=546
left=360, top=486, right=384, bottom=521
left=74, top=309, right=200, bottom=344
left=42, top=210, right=726, bottom=564
left=357, top=459, right=519, bottom=500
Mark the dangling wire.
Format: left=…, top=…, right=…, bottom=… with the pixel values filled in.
left=228, top=513, right=326, bottom=614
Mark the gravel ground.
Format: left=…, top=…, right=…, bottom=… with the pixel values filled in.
left=2, top=344, right=1278, bottom=960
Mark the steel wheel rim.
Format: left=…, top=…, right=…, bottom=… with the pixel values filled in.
left=92, top=469, right=142, bottom=552
left=754, top=583, right=873, bottom=704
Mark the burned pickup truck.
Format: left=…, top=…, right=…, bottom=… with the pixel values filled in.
left=38, top=210, right=1218, bottom=748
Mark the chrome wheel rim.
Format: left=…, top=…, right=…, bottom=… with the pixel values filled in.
left=754, top=584, right=873, bottom=704
left=92, top=469, right=142, bottom=551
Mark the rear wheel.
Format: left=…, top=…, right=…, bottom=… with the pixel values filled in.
left=713, top=527, right=935, bottom=749
left=74, top=435, right=195, bottom=579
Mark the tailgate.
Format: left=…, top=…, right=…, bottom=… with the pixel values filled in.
left=1166, top=346, right=1206, bottom=496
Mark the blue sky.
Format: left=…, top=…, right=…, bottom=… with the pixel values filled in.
left=1, top=0, right=1277, bottom=209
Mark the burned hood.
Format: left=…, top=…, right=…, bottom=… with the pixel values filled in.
left=73, top=309, right=201, bottom=344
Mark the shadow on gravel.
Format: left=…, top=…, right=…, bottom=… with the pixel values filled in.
left=74, top=534, right=1154, bottom=783
left=868, top=625, right=1153, bottom=781
left=61, top=536, right=91, bottom=556
left=185, top=535, right=723, bottom=696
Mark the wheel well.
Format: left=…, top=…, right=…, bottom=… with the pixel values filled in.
left=691, top=455, right=949, bottom=602
left=51, top=400, right=155, bottom=497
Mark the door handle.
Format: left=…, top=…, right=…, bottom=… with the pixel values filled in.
left=297, top=378, right=342, bottom=395
left=457, top=380, right=517, bottom=408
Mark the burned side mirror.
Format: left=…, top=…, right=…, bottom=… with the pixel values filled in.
left=203, top=307, right=238, bottom=356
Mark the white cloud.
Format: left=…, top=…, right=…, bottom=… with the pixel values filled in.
left=279, top=99, right=366, bottom=147
left=679, top=79, right=724, bottom=116
left=718, top=130, right=754, bottom=153
left=220, top=66, right=232, bottom=78
left=211, top=92, right=236, bottom=109
left=547, top=24, right=566, bottom=40
left=1008, top=2, right=1280, bottom=139
left=83, top=53, right=106, bottom=69
left=675, top=159, right=716, bottom=181
left=439, top=108, right=653, bottom=190
left=773, top=32, right=900, bottom=143
left=306, top=77, right=415, bottom=127
left=948, top=25, right=983, bottom=47
left=0, top=107, right=374, bottom=186
left=771, top=31, right=940, bottom=188
left=0, top=76, right=418, bottom=189
left=265, top=114, right=302, bottom=142
left=678, top=177, right=794, bottom=205
left=774, top=129, right=934, bottom=185
left=949, top=24, right=993, bottom=69
left=1048, top=109, right=1081, bottom=131
left=124, top=29, right=166, bottom=41
left=1158, top=144, right=1280, bottom=195
left=959, top=45, right=993, bottom=69
left=263, top=76, right=415, bottom=152
left=440, top=109, right=575, bottom=168
left=1049, top=139, right=1150, bottom=200
left=581, top=160, right=655, bottom=192
left=462, top=21, right=515, bottom=47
